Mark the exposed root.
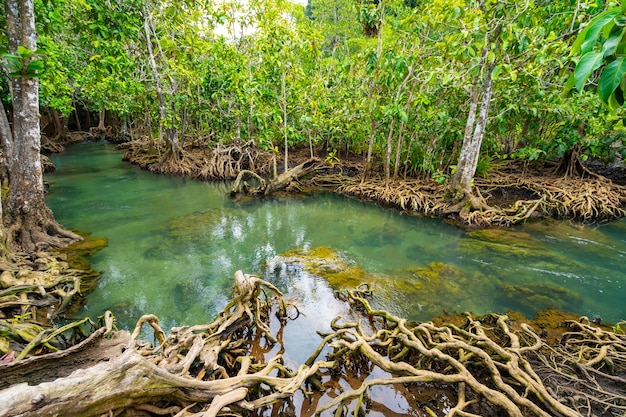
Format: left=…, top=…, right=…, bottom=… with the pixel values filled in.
left=0, top=270, right=320, bottom=417
left=119, top=140, right=626, bottom=226
left=1, top=272, right=625, bottom=416
left=335, top=163, right=626, bottom=226
left=230, top=158, right=322, bottom=197
left=3, top=206, right=83, bottom=253
left=0, top=250, right=105, bottom=359
left=122, top=139, right=275, bottom=181
left=310, top=289, right=624, bottom=417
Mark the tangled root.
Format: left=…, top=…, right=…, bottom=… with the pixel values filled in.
left=2, top=272, right=625, bottom=417
left=334, top=166, right=626, bottom=226
left=122, top=139, right=274, bottom=180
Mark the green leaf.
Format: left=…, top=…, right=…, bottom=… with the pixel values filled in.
left=16, top=45, right=33, bottom=58
left=492, top=64, right=502, bottom=80
left=26, top=59, right=44, bottom=72
left=399, top=109, right=408, bottom=123
left=598, top=56, right=626, bottom=103
left=572, top=8, right=622, bottom=55
left=574, top=51, right=604, bottom=91
left=563, top=73, right=576, bottom=96
left=602, top=26, right=625, bottom=56
left=1, top=54, right=22, bottom=72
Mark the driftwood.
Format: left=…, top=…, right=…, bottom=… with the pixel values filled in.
left=231, top=157, right=321, bottom=196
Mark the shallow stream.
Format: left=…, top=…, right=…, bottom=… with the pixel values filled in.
left=46, top=141, right=626, bottom=366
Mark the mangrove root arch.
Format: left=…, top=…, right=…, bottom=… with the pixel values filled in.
left=1, top=273, right=625, bottom=416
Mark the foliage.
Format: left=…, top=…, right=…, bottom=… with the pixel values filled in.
left=23, top=0, right=626, bottom=179
left=570, top=3, right=626, bottom=109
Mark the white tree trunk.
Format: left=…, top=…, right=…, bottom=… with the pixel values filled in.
left=143, top=6, right=177, bottom=148
left=450, top=62, right=495, bottom=197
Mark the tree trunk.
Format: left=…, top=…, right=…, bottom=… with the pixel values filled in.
left=384, top=119, right=394, bottom=181
left=0, top=102, right=8, bottom=254
left=1, top=0, right=80, bottom=252
left=393, top=120, right=406, bottom=179
left=143, top=6, right=178, bottom=152
left=281, top=70, right=289, bottom=173
left=97, top=108, right=105, bottom=130
left=449, top=61, right=495, bottom=198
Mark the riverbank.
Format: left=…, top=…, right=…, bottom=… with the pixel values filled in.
left=0, top=234, right=107, bottom=361
left=119, top=138, right=626, bottom=227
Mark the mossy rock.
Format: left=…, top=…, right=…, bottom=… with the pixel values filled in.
left=274, top=246, right=373, bottom=289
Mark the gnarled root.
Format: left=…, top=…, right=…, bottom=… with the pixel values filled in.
left=0, top=270, right=307, bottom=417
left=230, top=158, right=322, bottom=197
left=310, top=289, right=624, bottom=417
left=2, top=275, right=624, bottom=417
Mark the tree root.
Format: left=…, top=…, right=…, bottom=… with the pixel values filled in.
left=120, top=140, right=626, bottom=226
left=230, top=158, right=322, bottom=197
left=122, top=139, right=275, bottom=181
left=2, top=271, right=625, bottom=416
left=0, top=270, right=326, bottom=417
left=335, top=163, right=626, bottom=226
left=309, top=289, right=625, bottom=416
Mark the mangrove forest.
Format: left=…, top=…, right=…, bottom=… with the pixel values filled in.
left=1, top=0, right=626, bottom=416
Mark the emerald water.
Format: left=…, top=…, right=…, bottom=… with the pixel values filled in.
left=46, top=142, right=626, bottom=361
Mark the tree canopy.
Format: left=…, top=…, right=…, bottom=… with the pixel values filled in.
left=3, top=0, right=625, bottom=208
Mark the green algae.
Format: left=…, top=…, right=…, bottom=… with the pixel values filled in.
left=54, top=231, right=108, bottom=271
left=388, top=262, right=491, bottom=319
left=277, top=246, right=373, bottom=289
left=272, top=246, right=493, bottom=320
left=496, top=282, right=582, bottom=314
left=463, top=228, right=549, bottom=260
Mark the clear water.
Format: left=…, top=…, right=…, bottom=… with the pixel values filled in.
left=46, top=142, right=626, bottom=362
